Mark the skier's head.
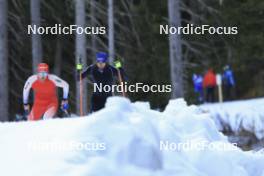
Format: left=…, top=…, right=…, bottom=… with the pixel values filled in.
left=96, top=52, right=107, bottom=69
left=223, top=65, right=230, bottom=71
left=37, top=63, right=49, bottom=80
left=208, top=68, right=214, bottom=73
left=192, top=74, right=197, bottom=81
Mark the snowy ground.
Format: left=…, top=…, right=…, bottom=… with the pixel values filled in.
left=0, top=97, right=264, bottom=176
left=200, top=98, right=264, bottom=140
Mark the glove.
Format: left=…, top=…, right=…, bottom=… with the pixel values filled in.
left=76, top=63, right=83, bottom=71
left=114, top=60, right=122, bottom=69
left=24, top=104, right=30, bottom=112
left=23, top=104, right=30, bottom=118
left=61, top=99, right=69, bottom=110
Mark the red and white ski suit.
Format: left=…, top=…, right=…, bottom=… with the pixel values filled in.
left=23, top=74, right=69, bottom=121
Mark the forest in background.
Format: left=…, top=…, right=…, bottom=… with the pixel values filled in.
left=0, top=0, right=263, bottom=120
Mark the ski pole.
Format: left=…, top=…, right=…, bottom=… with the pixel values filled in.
left=77, top=57, right=84, bottom=116
left=117, top=69, right=126, bottom=97
left=216, top=74, right=223, bottom=103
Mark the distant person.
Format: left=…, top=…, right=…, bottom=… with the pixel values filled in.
left=222, top=65, right=235, bottom=100
left=203, top=69, right=217, bottom=102
left=78, top=52, right=126, bottom=113
left=23, top=63, right=69, bottom=121
left=192, top=74, right=204, bottom=103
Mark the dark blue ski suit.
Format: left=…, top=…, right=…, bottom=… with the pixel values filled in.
left=80, top=64, right=126, bottom=112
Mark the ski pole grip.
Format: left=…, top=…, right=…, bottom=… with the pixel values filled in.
left=77, top=57, right=83, bottom=71
left=114, top=60, right=122, bottom=69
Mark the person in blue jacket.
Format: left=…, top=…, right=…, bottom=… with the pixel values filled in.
left=192, top=74, right=204, bottom=103
left=222, top=65, right=235, bottom=100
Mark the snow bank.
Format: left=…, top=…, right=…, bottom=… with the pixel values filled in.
left=0, top=97, right=264, bottom=176
left=200, top=98, right=264, bottom=139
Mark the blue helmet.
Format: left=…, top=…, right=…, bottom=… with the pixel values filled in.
left=96, top=52, right=108, bottom=63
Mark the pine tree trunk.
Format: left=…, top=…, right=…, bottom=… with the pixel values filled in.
left=0, top=0, right=8, bottom=121
left=108, top=0, right=114, bottom=64
left=54, top=36, right=62, bottom=76
left=90, top=0, right=97, bottom=60
left=75, top=0, right=88, bottom=115
left=31, top=0, right=42, bottom=73
left=168, top=0, right=184, bottom=98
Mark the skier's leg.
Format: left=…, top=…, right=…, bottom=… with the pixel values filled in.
left=95, top=95, right=107, bottom=111
left=90, top=94, right=109, bottom=112
left=43, top=102, right=58, bottom=120
left=207, top=87, right=213, bottom=102
left=198, top=88, right=204, bottom=103
left=100, top=95, right=108, bottom=109
left=231, top=86, right=236, bottom=100
left=205, top=88, right=210, bottom=102
left=28, top=104, right=46, bottom=121
left=90, top=93, right=96, bottom=112
left=91, top=94, right=102, bottom=112
left=225, top=85, right=230, bottom=100
left=211, top=87, right=215, bottom=102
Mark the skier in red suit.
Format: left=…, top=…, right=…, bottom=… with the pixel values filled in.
left=23, top=63, right=69, bottom=121
left=203, top=68, right=217, bottom=102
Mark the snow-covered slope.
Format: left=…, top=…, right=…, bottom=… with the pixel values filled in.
left=0, top=97, right=263, bottom=176
left=200, top=98, right=264, bottom=140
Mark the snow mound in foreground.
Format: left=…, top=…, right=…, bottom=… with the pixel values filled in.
left=200, top=98, right=264, bottom=139
left=0, top=97, right=264, bottom=176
